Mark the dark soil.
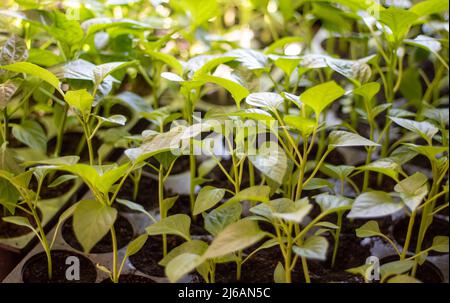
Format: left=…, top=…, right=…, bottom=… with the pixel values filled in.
left=393, top=216, right=449, bottom=256
left=29, top=171, right=75, bottom=200
left=309, top=204, right=393, bottom=235
left=210, top=236, right=368, bottom=283
left=22, top=250, right=97, bottom=283
left=100, top=103, right=133, bottom=123
left=213, top=246, right=303, bottom=283
left=202, top=88, right=236, bottom=106
left=204, top=159, right=259, bottom=193
left=118, top=74, right=153, bottom=97
left=351, top=171, right=397, bottom=193
left=62, top=216, right=134, bottom=253
left=47, top=132, right=102, bottom=162
left=143, top=156, right=191, bottom=175
left=100, top=274, right=156, bottom=283
left=379, top=255, right=444, bottom=283
left=167, top=195, right=209, bottom=236
left=116, top=174, right=159, bottom=212
left=0, top=207, right=42, bottom=238
left=129, top=235, right=186, bottom=277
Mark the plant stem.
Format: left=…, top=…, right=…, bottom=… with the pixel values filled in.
left=331, top=210, right=343, bottom=268
left=158, top=165, right=168, bottom=257
left=111, top=225, right=119, bottom=283
left=32, top=207, right=52, bottom=279
left=401, top=210, right=416, bottom=260
left=54, top=103, right=69, bottom=157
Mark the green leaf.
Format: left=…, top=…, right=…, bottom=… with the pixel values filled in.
left=64, top=89, right=94, bottom=114
left=192, top=56, right=236, bottom=80
left=403, top=144, right=448, bottom=161
left=193, top=186, right=225, bottom=215
left=226, top=49, right=268, bottom=71
left=178, top=0, right=219, bottom=27
left=11, top=120, right=47, bottom=152
left=0, top=62, right=63, bottom=95
left=390, top=117, right=439, bottom=142
left=329, top=130, right=379, bottom=148
left=2, top=216, right=33, bottom=228
left=430, top=236, right=449, bottom=253
left=165, top=253, right=203, bottom=283
left=315, top=193, right=353, bottom=212
left=399, top=185, right=428, bottom=212
left=160, top=240, right=209, bottom=267
left=272, top=198, right=312, bottom=223
left=284, top=115, right=317, bottom=137
left=0, top=178, right=20, bottom=214
left=265, top=36, right=303, bottom=54
left=222, top=185, right=271, bottom=208
left=73, top=199, right=118, bottom=253
left=245, top=92, right=284, bottom=109
left=198, top=75, right=249, bottom=107
left=320, top=164, right=354, bottom=180
left=302, top=178, right=334, bottom=191
left=378, top=7, right=418, bottom=43
left=93, top=61, right=135, bottom=88
left=146, top=214, right=191, bottom=241
left=161, top=71, right=185, bottom=82
left=116, top=199, right=156, bottom=221
left=22, top=156, right=79, bottom=167
left=28, top=48, right=64, bottom=67
left=300, top=81, right=345, bottom=119
left=395, top=172, right=428, bottom=195
left=410, top=0, right=449, bottom=17
left=353, top=82, right=380, bottom=103
left=145, top=50, right=183, bottom=75
left=380, top=260, right=414, bottom=279
left=274, top=262, right=286, bottom=283
left=248, top=142, right=287, bottom=185
left=205, top=203, right=242, bottom=236
left=357, top=158, right=401, bottom=182
left=125, top=234, right=148, bottom=258
left=125, top=128, right=184, bottom=163
left=292, top=236, right=329, bottom=260
left=355, top=220, right=381, bottom=238
left=348, top=191, right=403, bottom=218
left=405, top=35, right=442, bottom=55
left=48, top=174, right=77, bottom=188
left=44, top=11, right=84, bottom=51
left=98, top=114, right=127, bottom=126
left=272, top=56, right=301, bottom=77
left=388, top=275, right=421, bottom=283
left=203, top=219, right=266, bottom=259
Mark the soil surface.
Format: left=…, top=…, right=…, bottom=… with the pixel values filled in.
left=0, top=207, right=42, bottom=238
left=62, top=216, right=134, bottom=253
left=29, top=171, right=75, bottom=199
left=202, top=89, right=236, bottom=106
left=129, top=235, right=186, bottom=277
left=167, top=195, right=209, bottom=236
left=351, top=171, right=397, bottom=192
left=144, top=156, right=191, bottom=176
left=393, top=216, right=449, bottom=256
left=208, top=235, right=368, bottom=283
left=100, top=274, right=156, bottom=283
left=379, top=255, right=444, bottom=283
left=22, top=250, right=97, bottom=283
left=116, top=174, right=159, bottom=212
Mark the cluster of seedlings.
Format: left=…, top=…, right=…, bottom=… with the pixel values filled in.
left=0, top=0, right=448, bottom=283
